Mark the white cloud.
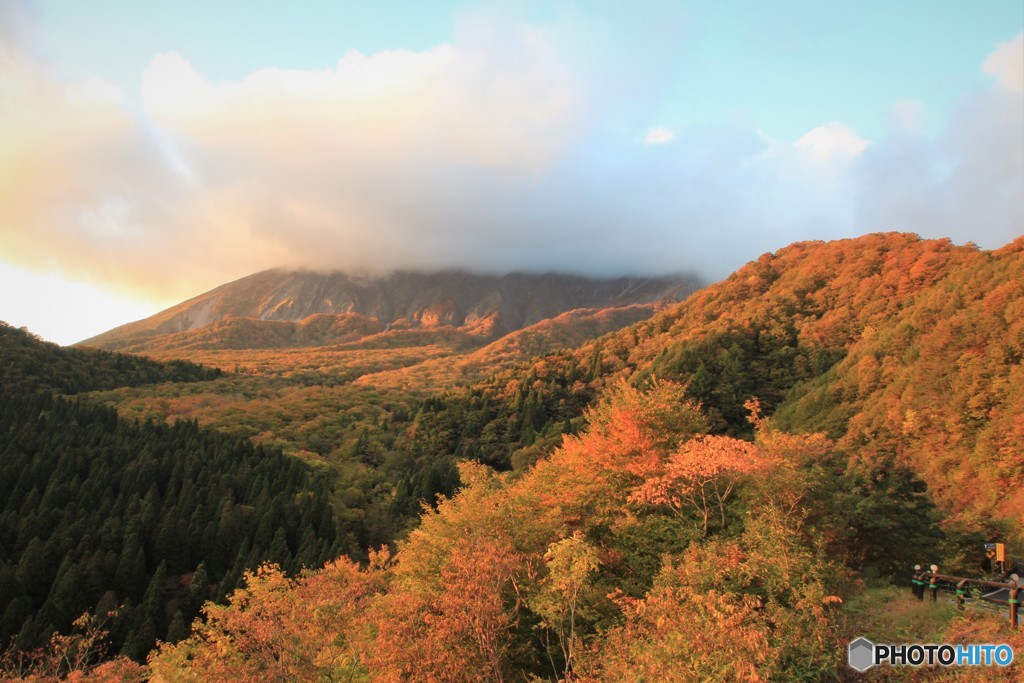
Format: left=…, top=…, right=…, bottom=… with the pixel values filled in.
left=795, top=121, right=870, bottom=162
left=141, top=52, right=216, bottom=119
left=644, top=126, right=675, bottom=145
left=0, top=13, right=1020, bottom=318
left=0, top=18, right=584, bottom=299
left=852, top=35, right=1024, bottom=248
left=0, top=38, right=203, bottom=299
left=888, top=100, right=925, bottom=135
left=982, top=32, right=1024, bottom=92
left=0, top=0, right=36, bottom=56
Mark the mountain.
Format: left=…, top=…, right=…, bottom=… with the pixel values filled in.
left=80, top=269, right=699, bottom=352
left=392, top=232, right=1024, bottom=522
left=351, top=303, right=665, bottom=391
left=80, top=234, right=1024, bottom=527
left=622, top=233, right=1024, bottom=522
left=82, top=233, right=1024, bottom=526
left=8, top=232, right=1024, bottom=679
left=139, top=233, right=1024, bottom=682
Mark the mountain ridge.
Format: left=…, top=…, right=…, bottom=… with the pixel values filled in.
left=80, top=268, right=700, bottom=351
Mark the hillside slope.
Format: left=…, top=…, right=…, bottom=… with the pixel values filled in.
left=618, top=234, right=1024, bottom=522
left=0, top=324, right=340, bottom=659
left=80, top=269, right=698, bottom=351
left=0, top=321, right=221, bottom=393
left=80, top=233, right=1024, bottom=541
left=376, top=233, right=1023, bottom=523
left=10, top=232, right=1022, bottom=679
left=774, top=237, right=1024, bottom=520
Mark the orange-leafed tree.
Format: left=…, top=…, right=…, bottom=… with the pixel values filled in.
left=148, top=554, right=385, bottom=682
left=0, top=610, right=146, bottom=683
left=580, top=506, right=842, bottom=681
left=362, top=462, right=530, bottom=683
left=365, top=535, right=523, bottom=683
left=744, top=396, right=836, bottom=516
left=629, top=435, right=766, bottom=535
left=524, top=379, right=708, bottom=532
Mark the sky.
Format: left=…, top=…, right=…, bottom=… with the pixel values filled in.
left=1, top=1, right=1022, bottom=345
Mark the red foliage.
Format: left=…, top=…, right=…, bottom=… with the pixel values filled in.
left=629, top=435, right=766, bottom=535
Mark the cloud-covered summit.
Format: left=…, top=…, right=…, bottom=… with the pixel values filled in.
left=0, top=3, right=1020, bottom=305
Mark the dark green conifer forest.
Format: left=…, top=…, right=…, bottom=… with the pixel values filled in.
left=0, top=323, right=340, bottom=658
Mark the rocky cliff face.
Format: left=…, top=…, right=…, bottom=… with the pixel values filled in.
left=80, top=269, right=700, bottom=350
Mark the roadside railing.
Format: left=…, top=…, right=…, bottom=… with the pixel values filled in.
left=915, top=571, right=1022, bottom=626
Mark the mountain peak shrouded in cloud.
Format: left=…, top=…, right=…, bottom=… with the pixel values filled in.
left=0, top=2, right=1022, bottom=347
left=79, top=268, right=700, bottom=351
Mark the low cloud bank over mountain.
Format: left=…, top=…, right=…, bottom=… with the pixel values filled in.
left=0, top=4, right=1020, bottom=302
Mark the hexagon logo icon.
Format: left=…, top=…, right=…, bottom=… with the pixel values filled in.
left=848, top=637, right=876, bottom=672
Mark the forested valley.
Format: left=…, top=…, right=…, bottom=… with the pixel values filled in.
left=2, top=233, right=1023, bottom=681
left=0, top=325, right=340, bottom=666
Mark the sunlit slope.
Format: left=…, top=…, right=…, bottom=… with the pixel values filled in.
left=493, top=232, right=1024, bottom=521
left=774, top=236, right=1024, bottom=520
left=80, top=269, right=698, bottom=351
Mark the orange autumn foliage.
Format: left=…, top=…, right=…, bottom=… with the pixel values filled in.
left=524, top=379, right=707, bottom=531
left=148, top=555, right=385, bottom=682
left=360, top=462, right=532, bottom=683
left=580, top=507, right=841, bottom=681
left=0, top=611, right=145, bottom=683
left=629, top=435, right=767, bottom=535
left=364, top=535, right=524, bottom=683
left=136, top=378, right=853, bottom=681
left=775, top=236, right=1024, bottom=524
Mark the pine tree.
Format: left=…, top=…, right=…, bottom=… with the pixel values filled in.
left=142, top=561, right=168, bottom=635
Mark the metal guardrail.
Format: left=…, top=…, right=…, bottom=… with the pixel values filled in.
left=915, top=572, right=1022, bottom=626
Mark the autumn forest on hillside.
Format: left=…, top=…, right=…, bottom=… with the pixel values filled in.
left=2, top=233, right=1024, bottom=681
